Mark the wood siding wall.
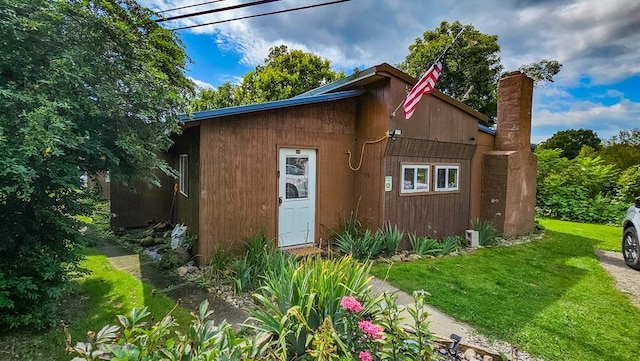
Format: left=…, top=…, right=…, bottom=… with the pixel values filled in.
left=197, top=99, right=357, bottom=259
left=381, top=77, right=480, bottom=246
left=385, top=139, right=474, bottom=248
left=352, top=81, right=392, bottom=230
left=172, top=126, right=200, bottom=238
left=110, top=152, right=174, bottom=228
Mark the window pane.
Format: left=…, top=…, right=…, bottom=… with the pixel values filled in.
left=448, top=168, right=458, bottom=188
left=416, top=168, right=428, bottom=190
left=286, top=156, right=308, bottom=199
left=403, top=167, right=415, bottom=190
left=437, top=168, right=446, bottom=189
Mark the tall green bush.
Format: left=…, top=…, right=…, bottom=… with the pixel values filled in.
left=0, top=0, right=192, bottom=329
left=246, top=256, right=374, bottom=358
left=535, top=148, right=626, bottom=223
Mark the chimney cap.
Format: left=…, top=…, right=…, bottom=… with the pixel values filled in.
left=509, top=70, right=522, bottom=76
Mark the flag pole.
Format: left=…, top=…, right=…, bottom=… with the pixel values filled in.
left=391, top=27, right=466, bottom=118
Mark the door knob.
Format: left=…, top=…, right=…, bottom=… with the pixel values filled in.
left=278, top=196, right=283, bottom=205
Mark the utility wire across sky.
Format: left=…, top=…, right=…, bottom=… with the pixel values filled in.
left=155, top=0, right=281, bottom=22
left=166, top=0, right=352, bottom=31
left=157, top=0, right=228, bottom=14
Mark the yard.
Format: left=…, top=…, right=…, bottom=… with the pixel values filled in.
left=0, top=247, right=194, bottom=361
left=371, top=219, right=640, bottom=360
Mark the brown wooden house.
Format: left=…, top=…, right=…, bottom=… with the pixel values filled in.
left=111, top=64, right=536, bottom=260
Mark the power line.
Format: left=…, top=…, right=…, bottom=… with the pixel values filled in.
left=157, top=0, right=227, bottom=14
left=156, top=0, right=281, bottom=23
left=170, top=0, right=352, bottom=31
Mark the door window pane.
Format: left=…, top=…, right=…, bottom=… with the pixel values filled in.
left=285, top=156, right=308, bottom=199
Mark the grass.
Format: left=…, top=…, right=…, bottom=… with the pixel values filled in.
left=0, top=247, right=193, bottom=361
left=538, top=218, right=621, bottom=251
left=372, top=219, right=640, bottom=361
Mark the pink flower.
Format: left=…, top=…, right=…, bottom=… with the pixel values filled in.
left=359, top=350, right=373, bottom=361
left=340, top=296, right=362, bottom=313
left=358, top=320, right=384, bottom=339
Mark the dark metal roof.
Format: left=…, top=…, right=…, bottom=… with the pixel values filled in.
left=180, top=89, right=365, bottom=122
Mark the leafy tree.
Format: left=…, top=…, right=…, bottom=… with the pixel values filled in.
left=188, top=45, right=344, bottom=112
left=537, top=129, right=602, bottom=159
left=400, top=21, right=561, bottom=121
left=188, top=82, right=241, bottom=112
left=400, top=21, right=502, bottom=120
left=518, top=60, right=563, bottom=86
left=0, top=0, right=192, bottom=329
left=599, top=129, right=640, bottom=170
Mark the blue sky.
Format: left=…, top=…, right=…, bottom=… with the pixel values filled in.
left=141, top=0, right=640, bottom=143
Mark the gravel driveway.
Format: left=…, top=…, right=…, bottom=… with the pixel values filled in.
left=595, top=249, right=640, bottom=307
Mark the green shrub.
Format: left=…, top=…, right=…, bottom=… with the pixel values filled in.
left=408, top=234, right=442, bottom=256
left=229, top=230, right=293, bottom=292
left=377, top=291, right=434, bottom=360
left=439, top=235, right=465, bottom=255
left=245, top=256, right=374, bottom=359
left=206, top=244, right=231, bottom=284
left=536, top=149, right=626, bottom=224
left=0, top=208, right=84, bottom=330
left=66, top=300, right=250, bottom=360
left=335, top=229, right=382, bottom=261
left=376, top=222, right=404, bottom=257
left=473, top=220, right=500, bottom=246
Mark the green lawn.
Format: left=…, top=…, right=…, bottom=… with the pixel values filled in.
left=372, top=219, right=640, bottom=360
left=0, top=248, right=193, bottom=361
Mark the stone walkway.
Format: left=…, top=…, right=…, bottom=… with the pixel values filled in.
left=98, top=244, right=249, bottom=327
left=369, top=277, right=477, bottom=341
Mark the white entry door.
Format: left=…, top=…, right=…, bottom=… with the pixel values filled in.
left=278, top=148, right=316, bottom=248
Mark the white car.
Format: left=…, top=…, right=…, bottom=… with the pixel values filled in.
left=622, top=196, right=640, bottom=270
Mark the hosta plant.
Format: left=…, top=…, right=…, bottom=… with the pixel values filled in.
left=66, top=300, right=251, bottom=361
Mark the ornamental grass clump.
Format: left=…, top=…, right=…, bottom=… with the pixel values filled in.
left=245, top=255, right=375, bottom=359
left=473, top=220, right=500, bottom=246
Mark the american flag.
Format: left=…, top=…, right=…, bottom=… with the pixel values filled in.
left=403, top=60, right=443, bottom=119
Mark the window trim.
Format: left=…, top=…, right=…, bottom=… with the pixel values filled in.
left=434, top=164, right=460, bottom=192
left=400, top=162, right=431, bottom=195
left=179, top=154, right=188, bottom=197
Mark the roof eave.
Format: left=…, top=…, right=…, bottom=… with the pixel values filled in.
left=180, top=89, right=365, bottom=122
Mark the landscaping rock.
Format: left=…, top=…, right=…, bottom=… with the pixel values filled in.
left=161, top=247, right=190, bottom=269
left=406, top=253, right=422, bottom=261
left=142, top=236, right=166, bottom=247
left=177, top=266, right=189, bottom=277
left=390, top=255, right=403, bottom=262
left=483, top=356, right=493, bottom=361
left=464, top=348, right=477, bottom=360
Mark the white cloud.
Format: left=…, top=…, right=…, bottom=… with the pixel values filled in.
left=533, top=98, right=640, bottom=141
left=141, top=0, right=640, bottom=88
left=189, top=77, right=214, bottom=90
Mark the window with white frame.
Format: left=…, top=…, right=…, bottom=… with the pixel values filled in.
left=401, top=163, right=430, bottom=193
left=435, top=165, right=459, bottom=191
left=179, top=154, right=188, bottom=197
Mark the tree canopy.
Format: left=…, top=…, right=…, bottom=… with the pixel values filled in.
left=400, top=21, right=561, bottom=121
left=537, top=129, right=602, bottom=159
left=188, top=45, right=344, bottom=112
left=599, top=129, right=640, bottom=170
left=0, top=0, right=192, bottom=328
